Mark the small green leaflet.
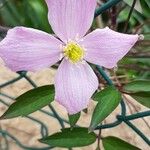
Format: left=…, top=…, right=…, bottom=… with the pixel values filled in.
left=123, top=80, right=150, bottom=108
left=68, top=112, right=81, bottom=127
left=102, top=136, right=141, bottom=150
left=130, top=92, right=150, bottom=108
left=90, top=86, right=121, bottom=131
left=39, top=127, right=97, bottom=148
left=0, top=85, right=55, bottom=119
left=123, top=80, right=150, bottom=93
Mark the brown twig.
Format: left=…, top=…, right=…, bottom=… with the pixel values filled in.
left=134, top=20, right=150, bottom=34
left=97, top=129, right=102, bottom=150
left=123, top=95, right=150, bottom=129
left=111, top=6, right=117, bottom=30
left=112, top=69, right=150, bottom=130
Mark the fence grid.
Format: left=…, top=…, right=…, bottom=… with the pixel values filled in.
left=0, top=66, right=150, bottom=150
left=0, top=0, right=150, bottom=149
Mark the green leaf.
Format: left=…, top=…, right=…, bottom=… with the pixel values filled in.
left=123, top=80, right=150, bottom=93
left=89, top=87, right=121, bottom=131
left=93, top=86, right=115, bottom=102
left=123, top=80, right=150, bottom=108
left=28, top=0, right=52, bottom=33
left=140, top=0, right=150, bottom=18
left=0, top=85, right=54, bottom=119
left=145, top=0, right=150, bottom=7
left=130, top=92, right=150, bottom=108
left=39, top=127, right=96, bottom=148
left=102, top=136, right=141, bottom=150
left=69, top=112, right=81, bottom=127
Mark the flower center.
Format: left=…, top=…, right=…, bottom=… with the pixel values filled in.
left=63, top=42, right=85, bottom=63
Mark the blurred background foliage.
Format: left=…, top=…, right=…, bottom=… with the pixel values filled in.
left=0, top=0, right=149, bottom=82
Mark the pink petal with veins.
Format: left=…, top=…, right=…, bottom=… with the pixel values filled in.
left=0, top=27, right=63, bottom=71
left=45, top=0, right=97, bottom=43
left=79, top=27, right=139, bottom=68
left=55, top=59, right=98, bottom=114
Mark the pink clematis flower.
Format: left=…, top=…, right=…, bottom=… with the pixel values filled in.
left=0, top=0, right=139, bottom=114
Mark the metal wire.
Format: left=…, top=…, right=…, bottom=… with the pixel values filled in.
left=0, top=0, right=150, bottom=149
left=96, top=66, right=150, bottom=146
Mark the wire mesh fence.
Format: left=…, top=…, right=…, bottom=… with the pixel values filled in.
left=0, top=67, right=150, bottom=149
left=0, top=0, right=150, bottom=149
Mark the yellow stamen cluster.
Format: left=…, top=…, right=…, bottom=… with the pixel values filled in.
left=63, top=42, right=85, bottom=63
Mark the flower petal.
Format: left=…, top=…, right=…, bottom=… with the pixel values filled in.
left=55, top=59, right=98, bottom=114
left=79, top=27, right=139, bottom=68
left=45, top=0, right=97, bottom=43
left=0, top=27, right=63, bottom=72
